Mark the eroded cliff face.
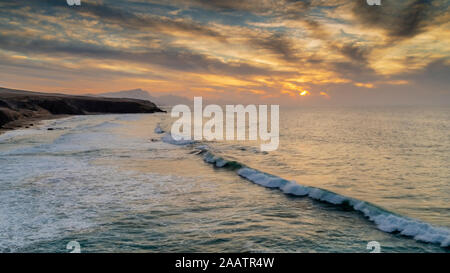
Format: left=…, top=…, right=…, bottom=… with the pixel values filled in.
left=0, top=87, right=164, bottom=128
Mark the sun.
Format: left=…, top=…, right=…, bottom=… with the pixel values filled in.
left=299, top=90, right=310, bottom=96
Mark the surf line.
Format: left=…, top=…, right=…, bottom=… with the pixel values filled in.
left=198, top=150, right=450, bottom=248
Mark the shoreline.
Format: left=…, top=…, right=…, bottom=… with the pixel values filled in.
left=0, top=114, right=70, bottom=136
left=0, top=87, right=164, bottom=135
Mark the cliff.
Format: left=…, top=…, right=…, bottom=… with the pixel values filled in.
left=0, top=87, right=164, bottom=129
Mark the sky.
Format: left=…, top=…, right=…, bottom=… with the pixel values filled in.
left=0, top=0, right=449, bottom=105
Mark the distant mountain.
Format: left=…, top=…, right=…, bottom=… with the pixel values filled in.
left=95, top=89, right=191, bottom=106
left=97, top=89, right=155, bottom=101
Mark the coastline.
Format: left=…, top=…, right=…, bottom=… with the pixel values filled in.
left=0, top=114, right=70, bottom=136
left=0, top=87, right=164, bottom=135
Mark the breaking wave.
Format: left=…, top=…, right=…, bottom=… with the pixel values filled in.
left=196, top=148, right=450, bottom=248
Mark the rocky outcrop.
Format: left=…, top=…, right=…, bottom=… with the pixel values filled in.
left=0, top=87, right=164, bottom=128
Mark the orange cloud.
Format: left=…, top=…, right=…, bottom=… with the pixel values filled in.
left=384, top=80, right=409, bottom=85
left=320, top=91, right=330, bottom=99
left=354, top=82, right=375, bottom=88
left=281, top=90, right=296, bottom=97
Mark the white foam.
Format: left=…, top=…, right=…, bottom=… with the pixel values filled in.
left=200, top=151, right=450, bottom=248
left=0, top=128, right=42, bottom=142
left=238, top=167, right=450, bottom=247
left=157, top=135, right=450, bottom=248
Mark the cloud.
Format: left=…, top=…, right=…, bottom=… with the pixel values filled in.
left=0, top=32, right=288, bottom=77
left=336, top=43, right=370, bottom=63
left=181, top=0, right=311, bottom=14
left=2, top=0, right=226, bottom=40
left=351, top=0, right=444, bottom=41
left=402, top=59, right=450, bottom=91
left=0, top=0, right=448, bottom=105
left=246, top=32, right=299, bottom=61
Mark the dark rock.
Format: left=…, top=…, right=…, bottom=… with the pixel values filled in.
left=0, top=87, right=164, bottom=128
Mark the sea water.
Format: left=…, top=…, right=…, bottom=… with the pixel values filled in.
left=0, top=106, right=449, bottom=252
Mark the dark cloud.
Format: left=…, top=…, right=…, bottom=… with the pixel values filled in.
left=0, top=0, right=225, bottom=40
left=188, top=0, right=311, bottom=14
left=302, top=19, right=329, bottom=40
left=401, top=59, right=450, bottom=91
left=78, top=2, right=225, bottom=39
left=302, top=19, right=371, bottom=63
left=331, top=60, right=377, bottom=82
left=352, top=0, right=441, bottom=40
left=0, top=33, right=285, bottom=77
left=247, top=32, right=299, bottom=61
left=335, top=43, right=370, bottom=63
left=152, top=0, right=313, bottom=20
left=189, top=0, right=265, bottom=12
left=0, top=0, right=67, bottom=10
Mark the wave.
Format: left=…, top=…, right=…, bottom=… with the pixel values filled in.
left=155, top=124, right=450, bottom=248
left=201, top=149, right=450, bottom=248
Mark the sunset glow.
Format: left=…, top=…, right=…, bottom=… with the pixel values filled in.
left=0, top=0, right=448, bottom=105
left=299, top=90, right=311, bottom=96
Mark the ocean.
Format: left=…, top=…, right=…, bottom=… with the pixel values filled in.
left=0, top=106, right=449, bottom=252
